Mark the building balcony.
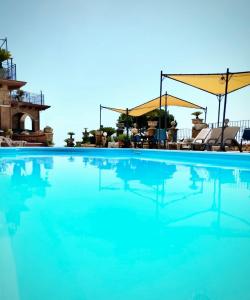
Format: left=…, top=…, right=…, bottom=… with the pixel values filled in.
left=11, top=90, right=47, bottom=107
left=0, top=62, right=16, bottom=80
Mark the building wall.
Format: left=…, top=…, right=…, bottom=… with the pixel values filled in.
left=0, top=84, right=12, bottom=130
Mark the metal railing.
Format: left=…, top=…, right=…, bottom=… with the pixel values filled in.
left=11, top=90, right=45, bottom=106
left=177, top=128, right=192, bottom=140
left=0, top=63, right=16, bottom=80
left=207, top=120, right=250, bottom=142
left=177, top=120, right=250, bottom=142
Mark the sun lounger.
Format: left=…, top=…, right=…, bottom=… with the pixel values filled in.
left=240, top=128, right=250, bottom=152
left=176, top=128, right=212, bottom=150
left=222, top=126, right=240, bottom=145
left=209, top=126, right=240, bottom=151
left=0, top=136, right=27, bottom=147
left=204, top=127, right=222, bottom=150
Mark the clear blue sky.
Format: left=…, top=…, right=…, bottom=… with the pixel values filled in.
left=1, top=0, right=250, bottom=145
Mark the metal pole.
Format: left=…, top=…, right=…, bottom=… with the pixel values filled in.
left=126, top=108, right=129, bottom=139
left=164, top=92, right=168, bottom=130
left=204, top=107, right=207, bottom=123
left=40, top=90, right=43, bottom=105
left=99, top=104, right=102, bottom=130
left=220, top=68, right=230, bottom=151
left=5, top=38, right=9, bottom=69
left=158, top=71, right=163, bottom=145
left=217, top=94, right=222, bottom=127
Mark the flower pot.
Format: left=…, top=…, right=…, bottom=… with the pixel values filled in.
left=192, top=118, right=203, bottom=125
left=147, top=128, right=156, bottom=137
left=95, top=131, right=103, bottom=145
left=44, top=126, right=53, bottom=133
left=193, top=123, right=207, bottom=130
left=147, top=120, right=158, bottom=128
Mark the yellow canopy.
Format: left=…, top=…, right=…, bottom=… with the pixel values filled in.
left=102, top=94, right=204, bottom=117
left=128, top=94, right=204, bottom=116
left=102, top=106, right=126, bottom=114
left=164, top=71, right=250, bottom=95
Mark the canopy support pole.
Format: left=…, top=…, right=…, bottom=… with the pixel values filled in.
left=126, top=108, right=129, bottom=139
left=99, top=104, right=102, bottom=130
left=158, top=71, right=163, bottom=146
left=204, top=107, right=207, bottom=123
left=164, top=92, right=168, bottom=148
left=164, top=92, right=168, bottom=131
left=220, top=68, right=230, bottom=151
left=217, top=94, right=222, bottom=127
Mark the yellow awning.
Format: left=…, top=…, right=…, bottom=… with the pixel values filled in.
left=127, top=94, right=204, bottom=117
left=164, top=71, right=250, bottom=95
left=102, top=106, right=127, bottom=114
left=102, top=94, right=204, bottom=117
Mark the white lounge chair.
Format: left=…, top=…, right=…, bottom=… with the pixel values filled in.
left=191, top=128, right=211, bottom=150
left=0, top=136, right=27, bottom=147
left=207, top=126, right=240, bottom=151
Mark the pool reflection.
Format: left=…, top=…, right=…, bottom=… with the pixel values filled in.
left=83, top=156, right=250, bottom=240
left=0, top=157, right=53, bottom=235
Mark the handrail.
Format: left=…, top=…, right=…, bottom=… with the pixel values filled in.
left=11, top=90, right=45, bottom=105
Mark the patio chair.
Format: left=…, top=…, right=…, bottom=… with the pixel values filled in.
left=209, top=126, right=240, bottom=151
left=240, top=128, right=250, bottom=152
left=221, top=126, right=240, bottom=150
left=155, top=129, right=167, bottom=143
left=0, top=136, right=27, bottom=147
left=178, top=128, right=211, bottom=150
left=204, top=127, right=222, bottom=150
left=147, top=129, right=166, bottom=149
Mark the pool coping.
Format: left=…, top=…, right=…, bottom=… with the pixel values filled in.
left=0, top=146, right=249, bottom=156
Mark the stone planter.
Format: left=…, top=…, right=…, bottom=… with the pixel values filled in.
left=193, top=123, right=207, bottom=130
left=95, top=130, right=103, bottom=146
left=147, top=120, right=158, bottom=128
left=44, top=126, right=53, bottom=133
left=192, top=118, right=203, bottom=125
left=147, top=128, right=156, bottom=137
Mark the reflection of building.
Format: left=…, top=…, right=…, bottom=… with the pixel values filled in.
left=0, top=38, right=52, bottom=145
left=0, top=156, right=53, bottom=235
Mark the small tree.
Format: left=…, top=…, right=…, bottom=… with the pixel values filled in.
left=191, top=111, right=203, bottom=119
left=0, top=49, right=11, bottom=68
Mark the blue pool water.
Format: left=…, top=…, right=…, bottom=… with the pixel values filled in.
left=0, top=148, right=250, bottom=300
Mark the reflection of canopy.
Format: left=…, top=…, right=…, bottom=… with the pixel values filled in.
left=164, top=71, right=250, bottom=95
left=102, top=94, right=204, bottom=117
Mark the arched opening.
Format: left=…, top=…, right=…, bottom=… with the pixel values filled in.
left=12, top=113, right=35, bottom=132
left=24, top=115, right=32, bottom=131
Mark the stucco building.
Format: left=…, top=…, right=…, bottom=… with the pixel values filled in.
left=0, top=38, right=52, bottom=145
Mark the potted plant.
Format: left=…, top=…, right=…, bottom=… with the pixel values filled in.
left=16, top=89, right=25, bottom=101
left=65, top=132, right=75, bottom=147
left=4, top=129, right=13, bottom=138
left=0, top=48, right=11, bottom=68
left=82, top=128, right=90, bottom=144
left=191, top=111, right=203, bottom=124
left=0, top=48, right=11, bottom=79
left=44, top=126, right=53, bottom=133
left=118, top=134, right=130, bottom=148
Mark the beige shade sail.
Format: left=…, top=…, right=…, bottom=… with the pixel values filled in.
left=127, top=94, right=204, bottom=117
left=102, top=106, right=127, bottom=114
left=164, top=71, right=250, bottom=95
left=102, top=94, right=204, bottom=117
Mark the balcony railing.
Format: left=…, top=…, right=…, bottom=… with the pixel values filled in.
left=0, top=61, right=16, bottom=80
left=177, top=120, right=250, bottom=142
left=11, top=90, right=45, bottom=106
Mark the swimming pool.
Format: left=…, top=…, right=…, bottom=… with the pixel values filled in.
left=0, top=148, right=250, bottom=300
